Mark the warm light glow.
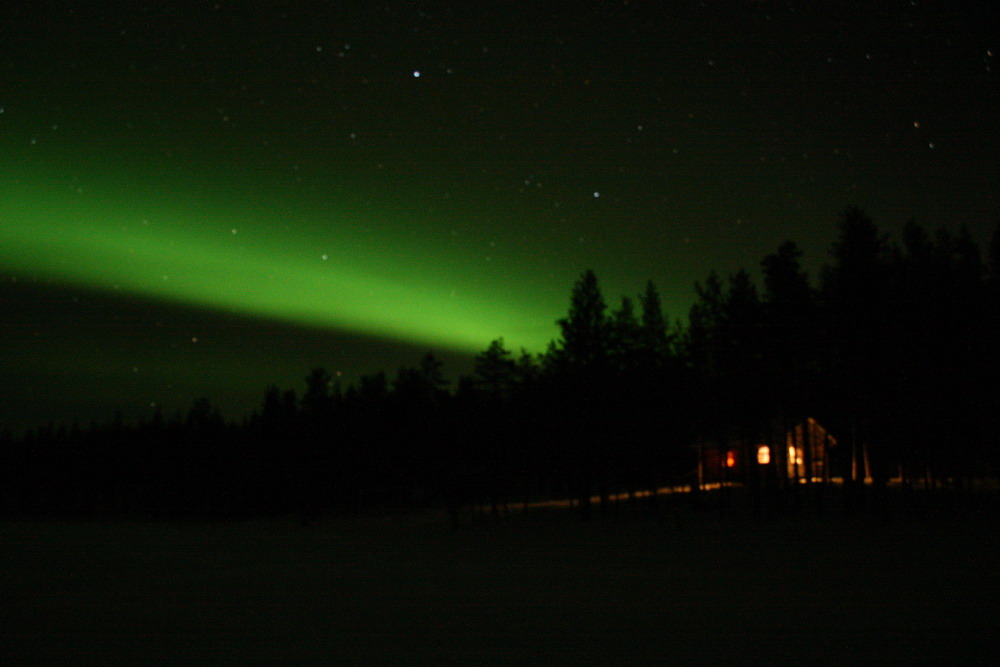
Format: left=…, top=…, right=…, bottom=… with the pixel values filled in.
left=757, top=445, right=771, bottom=465
left=725, top=450, right=736, bottom=468
left=788, top=446, right=803, bottom=466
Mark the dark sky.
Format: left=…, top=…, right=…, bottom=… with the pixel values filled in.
left=1, top=1, right=997, bottom=434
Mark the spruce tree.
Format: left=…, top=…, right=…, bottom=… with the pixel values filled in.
left=554, top=269, right=610, bottom=371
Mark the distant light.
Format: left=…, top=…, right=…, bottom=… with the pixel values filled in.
left=413, top=70, right=421, bottom=78
left=592, top=191, right=600, bottom=198
left=757, top=445, right=771, bottom=465
left=788, top=446, right=803, bottom=466
left=725, top=450, right=737, bottom=468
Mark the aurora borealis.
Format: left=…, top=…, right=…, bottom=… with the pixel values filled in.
left=0, top=173, right=560, bottom=352
left=2, top=2, right=997, bottom=434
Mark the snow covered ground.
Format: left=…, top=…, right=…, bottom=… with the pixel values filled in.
left=3, top=504, right=998, bottom=664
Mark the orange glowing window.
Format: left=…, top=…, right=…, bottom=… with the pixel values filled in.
left=725, top=450, right=736, bottom=468
left=757, top=445, right=771, bottom=465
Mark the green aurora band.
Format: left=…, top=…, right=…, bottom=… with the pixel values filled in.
left=1, top=171, right=563, bottom=355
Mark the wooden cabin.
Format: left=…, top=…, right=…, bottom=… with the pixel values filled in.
left=697, top=417, right=841, bottom=488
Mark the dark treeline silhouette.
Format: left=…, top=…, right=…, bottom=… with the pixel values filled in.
left=2, top=207, right=999, bottom=522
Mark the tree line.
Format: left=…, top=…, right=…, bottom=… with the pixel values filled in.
left=2, top=207, right=998, bottom=521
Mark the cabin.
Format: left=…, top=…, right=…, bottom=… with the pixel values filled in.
left=696, top=417, right=847, bottom=488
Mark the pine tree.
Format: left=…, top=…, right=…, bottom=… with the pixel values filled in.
left=760, top=240, right=816, bottom=418
left=609, top=296, right=643, bottom=371
left=639, top=280, right=670, bottom=363
left=554, top=269, right=610, bottom=371
left=472, top=338, right=517, bottom=400
left=821, top=207, right=892, bottom=490
left=302, top=367, right=334, bottom=420
left=687, top=270, right=724, bottom=375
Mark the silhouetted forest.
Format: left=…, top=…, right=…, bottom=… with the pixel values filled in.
left=3, top=208, right=999, bottom=522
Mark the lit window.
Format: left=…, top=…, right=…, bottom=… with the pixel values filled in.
left=788, top=446, right=803, bottom=466
left=757, top=445, right=771, bottom=465
left=725, top=450, right=736, bottom=468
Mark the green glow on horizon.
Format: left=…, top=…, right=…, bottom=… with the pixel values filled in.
left=0, top=174, right=562, bottom=354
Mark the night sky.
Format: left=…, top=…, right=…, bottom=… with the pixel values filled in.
left=2, top=1, right=997, bottom=434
